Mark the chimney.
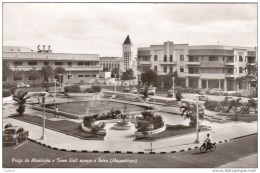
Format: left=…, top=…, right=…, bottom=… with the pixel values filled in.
left=43, top=45, right=45, bottom=50
left=48, top=45, right=51, bottom=51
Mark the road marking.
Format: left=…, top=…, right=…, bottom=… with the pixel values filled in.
left=77, top=154, right=111, bottom=168
left=33, top=153, right=75, bottom=168
left=14, top=140, right=29, bottom=150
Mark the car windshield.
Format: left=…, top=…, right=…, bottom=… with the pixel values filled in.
left=4, top=129, right=16, bottom=134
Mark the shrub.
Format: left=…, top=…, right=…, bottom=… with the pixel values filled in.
left=83, top=116, right=95, bottom=127
left=3, top=90, right=12, bottom=97
left=91, top=85, right=101, bottom=93
left=238, top=103, right=250, bottom=114
left=64, top=84, right=81, bottom=93
left=84, top=85, right=102, bottom=93
left=204, top=100, right=221, bottom=112
left=136, top=111, right=164, bottom=132
left=3, top=83, right=12, bottom=89
left=175, top=90, right=183, bottom=101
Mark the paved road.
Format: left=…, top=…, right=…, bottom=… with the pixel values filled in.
left=3, top=134, right=257, bottom=168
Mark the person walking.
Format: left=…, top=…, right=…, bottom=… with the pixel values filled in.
left=38, top=95, right=41, bottom=104
left=55, top=106, right=59, bottom=118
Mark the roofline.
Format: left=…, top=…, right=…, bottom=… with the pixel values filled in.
left=3, top=52, right=99, bottom=56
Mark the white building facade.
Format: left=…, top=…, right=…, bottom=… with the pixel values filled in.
left=3, top=46, right=102, bottom=85
left=137, top=42, right=256, bottom=91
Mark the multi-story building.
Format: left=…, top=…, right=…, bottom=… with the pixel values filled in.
left=99, top=56, right=122, bottom=72
left=137, top=42, right=256, bottom=91
left=3, top=45, right=102, bottom=85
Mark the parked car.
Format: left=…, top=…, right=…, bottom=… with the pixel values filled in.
left=198, top=95, right=209, bottom=101
left=199, top=88, right=210, bottom=95
left=3, top=126, right=29, bottom=145
left=148, top=87, right=156, bottom=95
left=123, top=87, right=130, bottom=93
left=131, top=87, right=138, bottom=94
left=17, top=82, right=30, bottom=88
left=209, top=88, right=224, bottom=95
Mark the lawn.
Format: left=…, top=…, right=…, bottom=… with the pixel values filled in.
left=135, top=124, right=209, bottom=141
left=11, top=114, right=104, bottom=140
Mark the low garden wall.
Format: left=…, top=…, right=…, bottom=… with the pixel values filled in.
left=134, top=124, right=167, bottom=137
left=81, top=123, right=107, bottom=136
left=67, top=93, right=102, bottom=98
left=31, top=105, right=81, bottom=119
left=94, top=118, right=137, bottom=125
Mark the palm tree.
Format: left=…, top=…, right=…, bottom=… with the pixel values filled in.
left=13, top=91, right=31, bottom=116
left=228, top=98, right=242, bottom=120
left=180, top=101, right=204, bottom=127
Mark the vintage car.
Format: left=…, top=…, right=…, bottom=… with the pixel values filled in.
left=123, top=87, right=130, bottom=93
left=198, top=95, right=209, bottom=101
left=131, top=87, right=138, bottom=94
left=3, top=126, right=29, bottom=145
left=17, top=82, right=30, bottom=88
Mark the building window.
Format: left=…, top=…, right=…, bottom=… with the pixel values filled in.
left=78, top=75, right=84, bottom=77
left=13, top=61, right=23, bottom=66
left=78, top=62, right=84, bottom=66
left=154, top=55, right=158, bottom=61
left=55, top=62, right=63, bottom=66
left=209, top=56, right=218, bottom=61
left=85, top=75, right=90, bottom=77
left=170, top=67, right=173, bottom=73
left=68, top=62, right=72, bottom=66
left=28, top=75, right=37, bottom=80
left=67, top=74, right=72, bottom=80
left=85, top=62, right=90, bottom=66
left=239, top=67, right=243, bottom=73
left=163, top=66, right=167, bottom=73
left=170, top=55, right=173, bottom=62
left=164, top=55, right=167, bottom=62
left=180, top=66, right=184, bottom=72
left=154, top=66, right=157, bottom=72
left=44, top=62, right=49, bottom=66
left=180, top=55, right=184, bottom=61
left=239, top=56, right=243, bottom=62
left=28, top=61, right=37, bottom=66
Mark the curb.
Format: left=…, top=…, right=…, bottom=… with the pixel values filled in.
left=28, top=136, right=242, bottom=154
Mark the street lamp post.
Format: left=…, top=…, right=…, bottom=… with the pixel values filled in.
left=115, top=74, right=117, bottom=92
left=53, top=79, right=57, bottom=102
left=148, top=124, right=154, bottom=152
left=57, top=73, right=62, bottom=89
left=195, top=95, right=200, bottom=143
left=41, top=94, right=47, bottom=140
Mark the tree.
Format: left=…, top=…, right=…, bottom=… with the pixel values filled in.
left=112, top=68, right=120, bottom=78
left=103, top=68, right=110, bottom=72
left=141, top=69, right=157, bottom=87
left=39, top=65, right=54, bottom=82
left=54, top=66, right=66, bottom=83
left=13, top=91, right=31, bottom=116
left=3, top=61, right=12, bottom=81
left=180, top=101, right=204, bottom=127
left=28, top=67, right=38, bottom=87
left=13, top=70, right=23, bottom=82
left=163, top=71, right=182, bottom=89
left=228, top=98, right=242, bottom=120
left=121, top=69, right=135, bottom=85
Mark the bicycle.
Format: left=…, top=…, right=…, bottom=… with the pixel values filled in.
left=200, top=142, right=216, bottom=153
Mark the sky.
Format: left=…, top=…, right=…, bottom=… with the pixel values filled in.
left=3, top=3, right=257, bottom=57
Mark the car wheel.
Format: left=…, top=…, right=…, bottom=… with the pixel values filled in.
left=15, top=139, right=19, bottom=145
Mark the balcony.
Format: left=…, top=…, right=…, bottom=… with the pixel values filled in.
left=185, top=61, right=201, bottom=65
left=138, top=61, right=152, bottom=65
left=159, top=61, right=177, bottom=65
left=225, top=61, right=235, bottom=65
left=225, top=73, right=238, bottom=78
left=201, top=73, right=226, bottom=79
left=186, top=73, right=201, bottom=77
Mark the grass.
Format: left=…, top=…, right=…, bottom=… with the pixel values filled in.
left=11, top=114, right=104, bottom=140
left=135, top=124, right=209, bottom=141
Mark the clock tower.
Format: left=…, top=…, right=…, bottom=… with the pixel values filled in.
left=122, top=35, right=134, bottom=71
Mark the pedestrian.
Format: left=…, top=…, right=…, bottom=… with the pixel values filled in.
left=55, top=106, right=59, bottom=118
left=38, top=95, right=41, bottom=104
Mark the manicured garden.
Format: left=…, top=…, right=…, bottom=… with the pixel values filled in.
left=11, top=114, right=104, bottom=140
